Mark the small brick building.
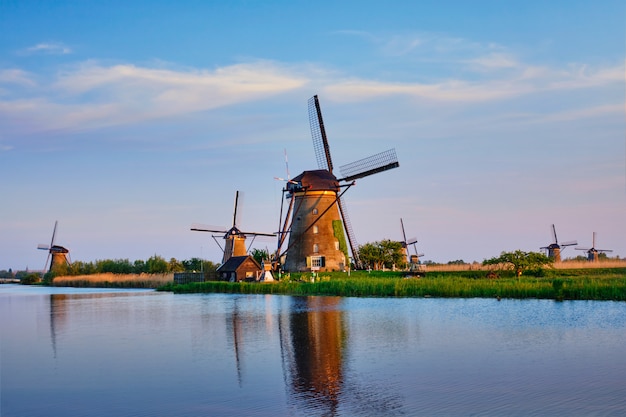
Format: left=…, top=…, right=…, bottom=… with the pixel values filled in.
left=216, top=255, right=262, bottom=282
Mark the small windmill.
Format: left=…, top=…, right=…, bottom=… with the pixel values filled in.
left=191, top=191, right=275, bottom=264
left=37, top=220, right=71, bottom=273
left=276, top=95, right=400, bottom=272
left=400, top=218, right=423, bottom=265
left=575, top=232, right=613, bottom=262
left=540, top=224, right=577, bottom=262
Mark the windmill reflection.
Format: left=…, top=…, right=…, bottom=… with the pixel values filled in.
left=279, top=296, right=345, bottom=415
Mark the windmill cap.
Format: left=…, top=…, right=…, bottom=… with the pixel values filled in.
left=288, top=170, right=340, bottom=192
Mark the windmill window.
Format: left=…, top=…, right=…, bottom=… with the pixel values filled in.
left=311, top=255, right=325, bottom=268
left=313, top=225, right=319, bottom=234
left=335, top=241, right=340, bottom=250
left=312, top=208, right=318, bottom=215
left=313, top=244, right=319, bottom=253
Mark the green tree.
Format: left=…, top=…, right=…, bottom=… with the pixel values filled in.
left=168, top=257, right=185, bottom=273
left=0, top=269, right=14, bottom=279
left=133, top=259, right=147, bottom=273
left=146, top=255, right=168, bottom=274
left=250, top=248, right=269, bottom=265
left=358, top=239, right=406, bottom=270
left=483, top=250, right=553, bottom=278
left=182, top=257, right=203, bottom=272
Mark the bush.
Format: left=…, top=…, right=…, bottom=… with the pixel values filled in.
left=20, top=273, right=42, bottom=285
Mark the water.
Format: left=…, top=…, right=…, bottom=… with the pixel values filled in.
left=1, top=285, right=625, bottom=416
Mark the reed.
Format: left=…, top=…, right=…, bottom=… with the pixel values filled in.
left=53, top=273, right=173, bottom=288
left=426, top=259, right=626, bottom=272
left=160, top=269, right=626, bottom=301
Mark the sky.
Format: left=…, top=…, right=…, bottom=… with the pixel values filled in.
left=1, top=0, right=624, bottom=271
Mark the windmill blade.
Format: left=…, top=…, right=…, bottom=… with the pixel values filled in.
left=44, top=252, right=51, bottom=272
left=400, top=218, right=408, bottom=245
left=37, top=244, right=50, bottom=250
left=190, top=223, right=228, bottom=233
left=238, top=230, right=276, bottom=238
left=560, top=240, right=577, bottom=247
left=575, top=247, right=591, bottom=251
left=276, top=190, right=295, bottom=258
left=232, top=191, right=240, bottom=228
left=50, top=220, right=58, bottom=247
left=407, top=238, right=418, bottom=245
left=338, top=149, right=399, bottom=182
left=308, top=95, right=334, bottom=173
left=283, top=148, right=291, bottom=180
left=274, top=176, right=299, bottom=185
left=551, top=224, right=558, bottom=245
left=597, top=249, right=613, bottom=253
left=337, top=196, right=361, bottom=268
left=592, top=232, right=596, bottom=248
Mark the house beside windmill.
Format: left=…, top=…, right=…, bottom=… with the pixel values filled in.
left=216, top=255, right=262, bottom=282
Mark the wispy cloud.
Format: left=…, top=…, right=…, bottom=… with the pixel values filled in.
left=323, top=62, right=623, bottom=102
left=0, top=69, right=36, bottom=87
left=0, top=60, right=309, bottom=134
left=22, top=42, right=72, bottom=55
left=0, top=44, right=622, bottom=139
left=465, top=52, right=519, bottom=70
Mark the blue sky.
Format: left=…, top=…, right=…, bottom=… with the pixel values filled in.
left=1, top=0, right=624, bottom=270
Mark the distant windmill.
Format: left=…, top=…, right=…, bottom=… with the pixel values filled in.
left=575, top=232, right=612, bottom=262
left=540, top=224, right=577, bottom=262
left=276, top=95, right=400, bottom=272
left=37, top=220, right=71, bottom=273
left=400, top=218, right=423, bottom=265
left=191, top=191, right=275, bottom=264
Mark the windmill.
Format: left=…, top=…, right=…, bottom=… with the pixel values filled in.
left=191, top=191, right=275, bottom=264
left=575, top=232, right=613, bottom=262
left=276, top=95, right=400, bottom=272
left=400, top=218, right=423, bottom=265
left=37, top=220, right=71, bottom=273
left=540, top=224, right=577, bottom=262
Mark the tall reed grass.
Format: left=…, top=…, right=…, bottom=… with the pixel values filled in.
left=426, top=259, right=626, bottom=272
left=160, top=268, right=626, bottom=301
left=53, top=273, right=173, bottom=288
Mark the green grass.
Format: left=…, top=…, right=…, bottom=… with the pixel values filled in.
left=158, top=268, right=626, bottom=301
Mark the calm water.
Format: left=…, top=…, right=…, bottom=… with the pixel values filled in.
left=1, top=285, right=625, bottom=416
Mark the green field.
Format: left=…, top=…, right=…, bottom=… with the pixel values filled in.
left=159, top=268, right=626, bottom=301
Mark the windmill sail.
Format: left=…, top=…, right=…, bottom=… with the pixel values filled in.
left=339, top=149, right=399, bottom=182
left=336, top=197, right=360, bottom=268
left=309, top=95, right=333, bottom=172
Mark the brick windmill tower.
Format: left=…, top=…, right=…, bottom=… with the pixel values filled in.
left=192, top=191, right=275, bottom=264
left=37, top=220, right=71, bottom=273
left=275, top=95, right=400, bottom=272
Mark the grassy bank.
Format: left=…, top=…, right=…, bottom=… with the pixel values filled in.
left=53, top=273, right=173, bottom=288
left=159, top=268, right=626, bottom=301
